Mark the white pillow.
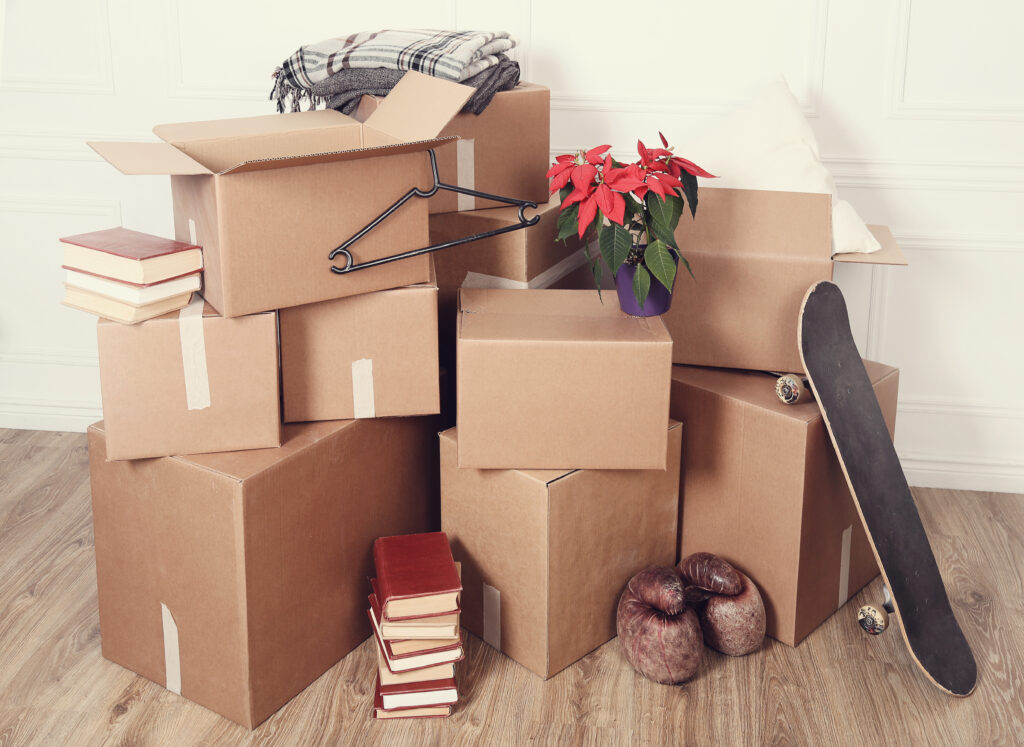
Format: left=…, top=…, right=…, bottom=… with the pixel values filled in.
left=687, top=78, right=880, bottom=254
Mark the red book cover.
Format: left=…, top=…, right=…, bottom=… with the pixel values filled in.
left=368, top=606, right=464, bottom=673
left=59, top=227, right=201, bottom=260
left=378, top=675, right=458, bottom=701
left=372, top=677, right=452, bottom=719
left=372, top=532, right=462, bottom=620
left=370, top=578, right=458, bottom=622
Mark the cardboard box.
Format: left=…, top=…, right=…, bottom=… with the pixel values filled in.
left=669, top=360, right=899, bottom=646
left=88, top=415, right=440, bottom=728
left=279, top=273, right=439, bottom=423
left=670, top=187, right=907, bottom=372
left=97, top=299, right=280, bottom=460
left=440, top=422, right=682, bottom=678
left=356, top=83, right=550, bottom=214
left=456, top=288, right=672, bottom=470
left=89, top=73, right=475, bottom=317
left=429, top=196, right=587, bottom=350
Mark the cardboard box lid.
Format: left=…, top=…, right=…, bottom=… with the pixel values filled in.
left=670, top=360, right=898, bottom=424
left=676, top=188, right=905, bottom=266
left=90, top=419, right=357, bottom=482
left=832, top=225, right=907, bottom=266
left=88, top=71, right=472, bottom=177
left=459, top=288, right=672, bottom=344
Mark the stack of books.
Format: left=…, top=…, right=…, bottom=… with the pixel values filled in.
left=369, top=532, right=463, bottom=720
left=59, top=227, right=202, bottom=324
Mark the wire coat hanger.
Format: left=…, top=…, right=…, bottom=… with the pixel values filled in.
left=329, top=149, right=540, bottom=274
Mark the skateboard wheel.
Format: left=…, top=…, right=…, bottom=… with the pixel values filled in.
left=858, top=604, right=889, bottom=635
left=775, top=374, right=809, bottom=405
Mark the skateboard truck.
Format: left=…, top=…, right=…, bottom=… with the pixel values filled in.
left=761, top=371, right=813, bottom=405
left=858, top=586, right=895, bottom=635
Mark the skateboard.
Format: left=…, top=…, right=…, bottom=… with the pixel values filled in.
left=763, top=371, right=812, bottom=405
left=798, top=281, right=977, bottom=697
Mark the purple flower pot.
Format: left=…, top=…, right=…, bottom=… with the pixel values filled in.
left=615, top=262, right=675, bottom=317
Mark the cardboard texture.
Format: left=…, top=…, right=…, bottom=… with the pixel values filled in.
left=670, top=187, right=906, bottom=372
left=456, top=288, right=672, bottom=470
left=89, top=73, right=474, bottom=316
left=669, top=360, right=899, bottom=646
left=88, top=415, right=440, bottom=728
left=440, top=422, right=682, bottom=678
left=356, top=83, right=550, bottom=214
left=279, top=274, right=439, bottom=423
left=97, top=300, right=279, bottom=460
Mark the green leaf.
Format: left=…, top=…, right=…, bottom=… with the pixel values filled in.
left=645, top=192, right=683, bottom=249
left=598, top=222, right=632, bottom=273
left=591, top=257, right=603, bottom=302
left=556, top=203, right=579, bottom=242
left=680, top=173, right=699, bottom=217
left=678, top=253, right=695, bottom=280
left=632, top=264, right=651, bottom=310
left=643, top=240, right=677, bottom=292
left=559, top=186, right=572, bottom=203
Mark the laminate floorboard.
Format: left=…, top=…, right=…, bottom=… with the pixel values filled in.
left=0, top=428, right=1021, bottom=745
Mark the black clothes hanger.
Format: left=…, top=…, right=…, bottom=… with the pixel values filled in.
left=329, top=149, right=540, bottom=274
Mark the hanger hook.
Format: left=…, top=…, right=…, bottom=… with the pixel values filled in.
left=412, top=150, right=441, bottom=199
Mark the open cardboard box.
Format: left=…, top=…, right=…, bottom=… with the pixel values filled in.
left=669, top=187, right=906, bottom=373
left=89, top=73, right=473, bottom=317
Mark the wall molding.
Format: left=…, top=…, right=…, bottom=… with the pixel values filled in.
left=551, top=0, right=828, bottom=117
left=0, top=348, right=99, bottom=368
left=899, top=398, right=1024, bottom=420
left=888, top=0, right=1024, bottom=122
left=826, top=157, right=1024, bottom=192
left=0, top=0, right=115, bottom=95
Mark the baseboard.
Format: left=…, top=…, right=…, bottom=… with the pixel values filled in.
left=0, top=396, right=102, bottom=433
left=902, top=453, right=1024, bottom=494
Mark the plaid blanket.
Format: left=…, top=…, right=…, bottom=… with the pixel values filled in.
left=270, top=30, right=516, bottom=112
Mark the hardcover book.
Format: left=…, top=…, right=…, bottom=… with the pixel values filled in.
left=62, top=286, right=193, bottom=324
left=64, top=268, right=201, bottom=305
left=372, top=532, right=462, bottom=620
left=374, top=639, right=455, bottom=686
left=368, top=591, right=459, bottom=640
left=378, top=674, right=458, bottom=710
left=372, top=677, right=452, bottom=719
left=367, top=608, right=463, bottom=673
left=59, top=227, right=202, bottom=285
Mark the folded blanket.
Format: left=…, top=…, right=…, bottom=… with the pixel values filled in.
left=312, top=55, right=521, bottom=116
left=271, top=30, right=516, bottom=112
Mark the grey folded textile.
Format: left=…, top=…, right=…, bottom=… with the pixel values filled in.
left=311, top=55, right=521, bottom=116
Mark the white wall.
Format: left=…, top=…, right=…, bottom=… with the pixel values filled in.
left=1, top=1, right=1022, bottom=492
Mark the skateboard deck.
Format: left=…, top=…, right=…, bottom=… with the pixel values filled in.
left=798, top=281, right=976, bottom=697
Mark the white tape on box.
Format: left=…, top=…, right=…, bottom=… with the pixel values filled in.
left=482, top=582, right=501, bottom=651
left=178, top=296, right=211, bottom=411
left=838, top=524, right=853, bottom=609
left=352, top=358, right=375, bottom=419
left=187, top=218, right=197, bottom=245
left=456, top=139, right=476, bottom=211
left=461, top=246, right=592, bottom=291
left=161, top=603, right=181, bottom=695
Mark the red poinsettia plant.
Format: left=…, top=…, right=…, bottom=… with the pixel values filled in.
left=549, top=134, right=715, bottom=312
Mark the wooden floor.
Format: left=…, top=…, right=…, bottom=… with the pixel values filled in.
left=1, top=429, right=1022, bottom=745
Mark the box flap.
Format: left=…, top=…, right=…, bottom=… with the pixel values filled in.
left=363, top=71, right=473, bottom=143
left=459, top=288, right=672, bottom=344
left=219, top=136, right=456, bottom=175
left=87, top=141, right=211, bottom=175
left=675, top=187, right=832, bottom=261
left=832, top=225, right=907, bottom=266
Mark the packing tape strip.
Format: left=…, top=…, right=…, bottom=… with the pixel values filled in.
left=482, top=582, right=501, bottom=651
left=187, top=218, right=197, bottom=245
left=161, top=603, right=181, bottom=695
left=178, top=295, right=211, bottom=411
left=461, top=246, right=592, bottom=291
left=456, top=139, right=475, bottom=211
left=838, top=524, right=853, bottom=609
left=352, top=358, right=375, bottom=419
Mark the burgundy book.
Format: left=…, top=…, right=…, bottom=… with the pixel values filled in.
left=367, top=607, right=464, bottom=674
left=59, top=227, right=203, bottom=285
left=368, top=592, right=459, bottom=640
left=372, top=676, right=452, bottom=719
left=372, top=532, right=462, bottom=621
left=377, top=674, right=458, bottom=710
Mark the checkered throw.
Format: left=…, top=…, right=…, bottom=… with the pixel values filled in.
left=270, top=29, right=516, bottom=112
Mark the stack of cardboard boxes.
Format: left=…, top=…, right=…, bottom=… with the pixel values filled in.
left=83, top=72, right=572, bottom=728
left=80, top=62, right=909, bottom=726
